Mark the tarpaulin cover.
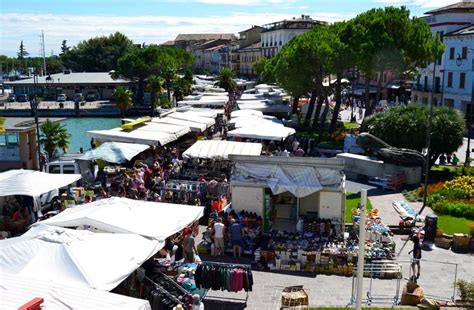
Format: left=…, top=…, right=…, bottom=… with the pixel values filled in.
left=183, top=140, right=262, bottom=160
left=0, top=170, right=81, bottom=198
left=80, top=142, right=149, bottom=163
left=0, top=224, right=163, bottom=291
left=38, top=197, right=204, bottom=240
left=229, top=115, right=282, bottom=128
left=0, top=271, right=151, bottom=310
left=232, top=162, right=341, bottom=197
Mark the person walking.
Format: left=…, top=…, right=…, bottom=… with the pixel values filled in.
left=182, top=228, right=197, bottom=263
left=408, top=235, right=422, bottom=282
left=229, top=219, right=243, bottom=259
left=213, top=217, right=225, bottom=257
left=452, top=153, right=459, bottom=166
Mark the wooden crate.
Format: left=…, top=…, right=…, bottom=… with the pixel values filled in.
left=281, top=285, right=309, bottom=309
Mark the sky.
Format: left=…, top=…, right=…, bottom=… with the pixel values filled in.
left=0, top=0, right=459, bottom=57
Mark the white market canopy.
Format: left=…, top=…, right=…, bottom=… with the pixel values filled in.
left=88, top=126, right=177, bottom=146
left=230, top=115, right=282, bottom=129
left=38, top=197, right=204, bottom=240
left=0, top=224, right=163, bottom=291
left=167, top=112, right=215, bottom=127
left=183, top=140, right=262, bottom=160
left=0, top=271, right=150, bottom=310
left=0, top=170, right=81, bottom=198
left=152, top=117, right=206, bottom=133
left=227, top=123, right=295, bottom=141
left=231, top=109, right=263, bottom=118
left=79, top=142, right=150, bottom=163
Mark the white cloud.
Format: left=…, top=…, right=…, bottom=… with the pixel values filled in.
left=0, top=11, right=354, bottom=57
left=175, top=0, right=287, bottom=5
left=373, top=0, right=458, bottom=9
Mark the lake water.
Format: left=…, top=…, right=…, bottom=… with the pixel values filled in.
left=61, top=118, right=121, bottom=153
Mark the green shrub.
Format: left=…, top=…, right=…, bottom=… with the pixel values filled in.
left=456, top=280, right=474, bottom=301
left=432, top=201, right=474, bottom=220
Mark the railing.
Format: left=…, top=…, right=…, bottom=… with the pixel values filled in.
left=414, top=84, right=441, bottom=93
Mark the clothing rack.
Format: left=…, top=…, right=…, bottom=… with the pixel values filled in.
left=143, top=276, right=182, bottom=305
left=198, top=261, right=251, bottom=306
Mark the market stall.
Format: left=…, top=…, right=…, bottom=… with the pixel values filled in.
left=183, top=140, right=262, bottom=161
left=227, top=123, right=295, bottom=141
left=38, top=197, right=204, bottom=240
left=87, top=126, right=178, bottom=146
left=0, top=224, right=163, bottom=291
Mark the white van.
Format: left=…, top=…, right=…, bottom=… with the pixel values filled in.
left=46, top=155, right=96, bottom=186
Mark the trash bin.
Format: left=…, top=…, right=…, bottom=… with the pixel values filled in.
left=424, top=214, right=437, bottom=243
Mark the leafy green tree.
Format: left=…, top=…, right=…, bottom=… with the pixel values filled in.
left=215, top=67, right=238, bottom=94
left=173, top=75, right=192, bottom=102
left=18, top=41, right=29, bottom=60
left=254, top=57, right=276, bottom=83
left=62, top=32, right=136, bottom=72
left=114, top=86, right=133, bottom=117
left=0, top=117, right=4, bottom=132
left=40, top=120, right=71, bottom=158
left=361, top=105, right=465, bottom=166
left=146, top=75, right=164, bottom=115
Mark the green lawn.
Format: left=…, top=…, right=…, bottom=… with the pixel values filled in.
left=345, top=192, right=373, bottom=223
left=343, top=122, right=360, bottom=129
left=310, top=308, right=400, bottom=310
left=437, top=215, right=474, bottom=235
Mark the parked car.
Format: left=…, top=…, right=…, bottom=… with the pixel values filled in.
left=17, top=94, right=28, bottom=102
left=7, top=93, right=16, bottom=102
left=74, top=93, right=84, bottom=102
left=86, top=92, right=96, bottom=101
left=57, top=94, right=67, bottom=102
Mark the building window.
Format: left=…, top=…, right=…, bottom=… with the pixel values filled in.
left=6, top=133, right=19, bottom=146
left=460, top=72, right=466, bottom=89
left=449, top=47, right=455, bottom=60
left=462, top=47, right=468, bottom=59
left=424, top=76, right=428, bottom=91
left=444, top=98, right=454, bottom=108
left=447, top=72, right=453, bottom=87
left=383, top=72, right=387, bottom=83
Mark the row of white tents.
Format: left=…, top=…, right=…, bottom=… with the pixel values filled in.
left=0, top=170, right=203, bottom=309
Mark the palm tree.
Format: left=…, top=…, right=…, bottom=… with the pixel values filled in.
left=114, top=86, right=133, bottom=117
left=40, top=119, right=71, bottom=159
left=146, top=75, right=164, bottom=116
left=0, top=117, right=5, bottom=133
left=215, top=67, right=238, bottom=95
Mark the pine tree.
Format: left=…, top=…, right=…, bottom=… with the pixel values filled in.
left=18, top=41, right=29, bottom=60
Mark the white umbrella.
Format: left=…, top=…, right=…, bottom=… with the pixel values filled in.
left=80, top=142, right=149, bottom=163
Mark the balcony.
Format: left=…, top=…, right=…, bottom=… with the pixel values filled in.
left=414, top=84, right=441, bottom=93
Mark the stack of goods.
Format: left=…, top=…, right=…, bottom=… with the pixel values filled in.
left=281, top=286, right=309, bottom=308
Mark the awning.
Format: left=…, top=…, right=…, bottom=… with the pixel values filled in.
left=80, top=142, right=149, bottom=163
left=237, top=102, right=290, bottom=114
left=0, top=271, right=150, bottom=309
left=37, top=197, right=204, bottom=240
left=232, top=162, right=341, bottom=197
left=0, top=224, right=163, bottom=291
left=183, top=140, right=262, bottom=160
left=227, top=123, right=295, bottom=141
left=0, top=170, right=81, bottom=198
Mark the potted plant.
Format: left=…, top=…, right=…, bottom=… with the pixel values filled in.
left=456, top=280, right=474, bottom=306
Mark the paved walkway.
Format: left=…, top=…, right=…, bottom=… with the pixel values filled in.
left=201, top=235, right=473, bottom=309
